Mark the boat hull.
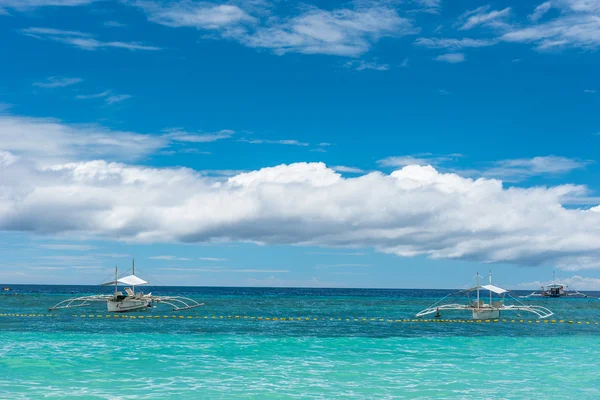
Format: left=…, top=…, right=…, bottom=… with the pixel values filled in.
left=472, top=309, right=500, bottom=320
left=107, top=298, right=151, bottom=312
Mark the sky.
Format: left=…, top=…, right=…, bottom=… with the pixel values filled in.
left=0, top=0, right=599, bottom=290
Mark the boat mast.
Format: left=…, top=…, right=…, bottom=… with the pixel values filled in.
left=476, top=272, right=480, bottom=309
left=132, top=259, right=135, bottom=295
left=489, top=270, right=492, bottom=305
left=114, top=265, right=118, bottom=296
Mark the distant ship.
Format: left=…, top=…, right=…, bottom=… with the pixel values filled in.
left=521, top=271, right=588, bottom=298
left=3, top=286, right=9, bottom=291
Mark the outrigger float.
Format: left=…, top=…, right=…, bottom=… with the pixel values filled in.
left=416, top=272, right=554, bottom=320
left=520, top=271, right=588, bottom=298
left=49, top=260, right=203, bottom=313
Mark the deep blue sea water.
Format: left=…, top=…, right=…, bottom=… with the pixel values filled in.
left=2, top=286, right=600, bottom=399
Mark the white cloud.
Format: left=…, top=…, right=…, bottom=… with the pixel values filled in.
left=0, top=0, right=93, bottom=13
left=529, top=1, right=552, bottom=22
left=1, top=155, right=599, bottom=269
left=239, top=138, right=309, bottom=146
left=501, top=1, right=600, bottom=50
left=242, top=7, right=418, bottom=56
left=458, top=5, right=511, bottom=31
left=199, top=257, right=226, bottom=261
left=105, top=94, right=133, bottom=104
left=165, top=128, right=235, bottom=143
left=21, top=27, right=161, bottom=51
left=137, top=2, right=256, bottom=29
left=0, top=115, right=166, bottom=164
left=76, top=90, right=132, bottom=104
left=482, top=156, right=591, bottom=181
left=379, top=155, right=589, bottom=182
left=415, top=37, right=497, bottom=49
left=434, top=52, right=465, bottom=63
left=411, top=0, right=442, bottom=14
left=332, top=166, right=365, bottom=174
left=75, top=90, right=111, bottom=100
left=33, top=77, right=83, bottom=88
left=379, top=154, right=462, bottom=168
left=345, top=60, right=389, bottom=71
left=584, top=89, right=597, bottom=93
left=136, top=3, right=418, bottom=57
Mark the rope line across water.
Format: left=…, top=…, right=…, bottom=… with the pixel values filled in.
left=0, top=313, right=599, bottom=325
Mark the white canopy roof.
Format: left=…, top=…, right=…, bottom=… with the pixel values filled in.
left=481, top=284, right=508, bottom=294
left=102, top=275, right=148, bottom=286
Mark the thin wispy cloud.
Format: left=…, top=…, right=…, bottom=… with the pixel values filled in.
left=501, top=1, right=600, bottom=50
left=378, top=154, right=462, bottom=168
left=457, top=5, right=511, bottom=31
left=76, top=90, right=132, bottom=104
left=75, top=90, right=111, bottom=100
left=434, top=52, right=465, bottom=63
left=199, top=257, right=226, bottom=261
left=529, top=1, right=552, bottom=22
left=344, top=60, right=389, bottom=71
left=0, top=0, right=94, bottom=13
left=33, top=77, right=83, bottom=88
left=481, top=156, right=592, bottom=181
left=410, top=0, right=442, bottom=14
left=164, top=128, right=235, bottom=143
left=21, top=27, right=161, bottom=51
left=106, top=94, right=132, bottom=104
left=415, top=37, right=497, bottom=49
left=0, top=114, right=166, bottom=163
left=136, top=3, right=418, bottom=57
left=332, top=165, right=365, bottom=174
left=239, top=138, right=309, bottom=146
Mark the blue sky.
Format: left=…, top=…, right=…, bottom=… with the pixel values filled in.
left=1, top=0, right=599, bottom=289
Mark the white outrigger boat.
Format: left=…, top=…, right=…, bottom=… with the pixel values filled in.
left=520, top=271, right=588, bottom=298
left=49, top=260, right=203, bottom=313
left=416, top=272, right=554, bottom=320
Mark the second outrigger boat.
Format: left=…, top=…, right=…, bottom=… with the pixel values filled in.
left=416, top=272, right=554, bottom=320
left=49, top=260, right=203, bottom=313
left=520, top=271, right=588, bottom=298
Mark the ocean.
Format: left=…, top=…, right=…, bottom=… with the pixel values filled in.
left=1, top=286, right=600, bottom=399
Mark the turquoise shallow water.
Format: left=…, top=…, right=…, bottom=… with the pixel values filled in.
left=2, top=286, right=600, bottom=399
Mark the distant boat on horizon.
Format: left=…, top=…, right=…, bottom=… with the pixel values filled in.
left=520, top=271, right=588, bottom=298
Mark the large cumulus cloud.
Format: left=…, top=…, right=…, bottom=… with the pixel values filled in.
left=1, top=154, right=599, bottom=270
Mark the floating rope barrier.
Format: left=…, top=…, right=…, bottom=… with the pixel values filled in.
left=0, top=313, right=599, bottom=325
